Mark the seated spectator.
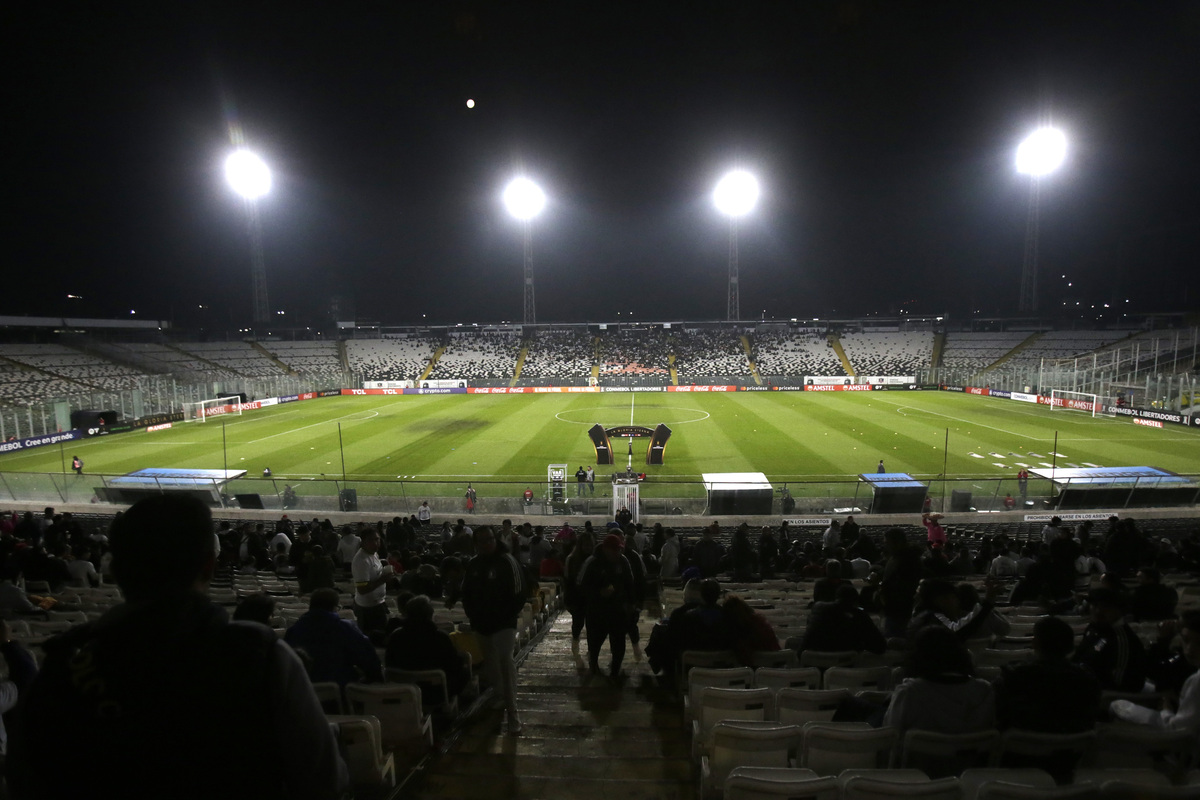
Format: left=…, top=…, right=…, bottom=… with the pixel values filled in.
left=691, top=525, right=725, bottom=578
left=1131, top=568, right=1178, bottom=621
left=811, top=559, right=847, bottom=605
left=995, top=616, right=1100, bottom=733
left=0, top=578, right=47, bottom=619
left=645, top=579, right=702, bottom=677
left=678, top=579, right=730, bottom=653
left=907, top=578, right=1001, bottom=642
left=284, top=588, right=383, bottom=687
left=796, top=584, right=886, bottom=655
left=1110, top=609, right=1199, bottom=733
left=233, top=593, right=276, bottom=626
left=723, top=595, right=780, bottom=665
left=1072, top=588, right=1147, bottom=692
left=1, top=619, right=38, bottom=759
left=302, top=545, right=337, bottom=593
left=10, top=494, right=347, bottom=798
left=884, top=626, right=996, bottom=736
left=1146, top=617, right=1199, bottom=698
left=988, top=545, right=1020, bottom=579
left=65, top=545, right=100, bottom=588
left=384, top=594, right=470, bottom=704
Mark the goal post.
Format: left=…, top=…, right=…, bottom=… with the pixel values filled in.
left=1049, top=389, right=1114, bottom=418
left=183, top=396, right=243, bottom=423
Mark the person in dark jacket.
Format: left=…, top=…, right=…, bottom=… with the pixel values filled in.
left=797, top=585, right=886, bottom=655
left=579, top=533, right=636, bottom=680
left=880, top=528, right=922, bottom=638
left=462, top=526, right=527, bottom=734
left=385, top=594, right=470, bottom=703
left=9, top=494, right=347, bottom=799
left=285, top=588, right=383, bottom=687
left=1131, top=568, right=1178, bottom=621
left=1073, top=588, right=1148, bottom=692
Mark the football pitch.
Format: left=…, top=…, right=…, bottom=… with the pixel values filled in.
left=2, top=392, right=1195, bottom=504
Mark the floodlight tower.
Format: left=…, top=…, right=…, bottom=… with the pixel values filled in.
left=713, top=170, right=760, bottom=321
left=225, top=150, right=273, bottom=324
left=1015, top=127, right=1066, bottom=314
left=503, top=176, right=547, bottom=325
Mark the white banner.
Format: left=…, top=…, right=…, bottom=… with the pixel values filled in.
left=1011, top=392, right=1040, bottom=403
left=783, top=517, right=833, bottom=526
left=1023, top=513, right=1114, bottom=522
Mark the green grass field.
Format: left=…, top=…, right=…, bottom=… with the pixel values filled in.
left=1, top=392, right=1195, bottom=510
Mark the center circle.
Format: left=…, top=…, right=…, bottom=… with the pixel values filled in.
left=554, top=406, right=711, bottom=426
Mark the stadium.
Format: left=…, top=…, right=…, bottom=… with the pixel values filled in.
left=6, top=3, right=1200, bottom=799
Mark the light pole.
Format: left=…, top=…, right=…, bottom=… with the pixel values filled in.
left=503, top=176, right=546, bottom=325
left=225, top=149, right=272, bottom=324
left=1015, top=127, right=1066, bottom=314
left=713, top=170, right=759, bottom=321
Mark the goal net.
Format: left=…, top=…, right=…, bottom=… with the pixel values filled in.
left=183, top=396, right=243, bottom=423
left=1049, top=390, right=1115, bottom=418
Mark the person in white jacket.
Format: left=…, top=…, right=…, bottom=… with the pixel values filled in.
left=1111, top=608, right=1199, bottom=733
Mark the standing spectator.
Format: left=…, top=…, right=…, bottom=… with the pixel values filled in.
left=464, top=483, right=477, bottom=514
left=416, top=501, right=432, bottom=527
left=286, top=588, right=383, bottom=687
left=579, top=534, right=635, bottom=680
left=586, top=466, right=596, bottom=495
left=758, top=526, right=778, bottom=579
left=877, top=460, right=886, bottom=473
left=730, top=524, right=756, bottom=580
left=880, top=528, right=922, bottom=639
left=462, top=527, right=527, bottom=735
left=840, top=515, right=860, bottom=548
left=691, top=523, right=725, bottom=578
left=71, top=455, right=83, bottom=476
left=9, top=494, right=347, bottom=798
left=575, top=466, right=587, bottom=496
left=564, top=531, right=595, bottom=662
left=1041, top=516, right=1065, bottom=547
left=335, top=526, right=360, bottom=568
left=922, top=513, right=947, bottom=550
left=350, top=529, right=393, bottom=640
left=1017, top=469, right=1029, bottom=502
left=659, top=528, right=680, bottom=579
left=821, top=520, right=841, bottom=555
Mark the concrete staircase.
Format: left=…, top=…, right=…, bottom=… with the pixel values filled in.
left=406, top=601, right=696, bottom=800
left=741, top=334, right=763, bottom=386
left=829, top=334, right=855, bottom=377
left=420, top=346, right=445, bottom=382
left=510, top=344, right=529, bottom=387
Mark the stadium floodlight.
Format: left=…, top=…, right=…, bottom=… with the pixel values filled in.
left=225, top=149, right=272, bottom=323
left=713, top=169, right=759, bottom=320
left=503, top=176, right=546, bottom=324
left=712, top=170, right=759, bottom=217
left=1015, top=127, right=1066, bottom=313
left=1015, top=127, right=1067, bottom=176
left=225, top=150, right=272, bottom=199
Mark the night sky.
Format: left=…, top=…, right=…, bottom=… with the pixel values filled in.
left=10, top=1, right=1200, bottom=329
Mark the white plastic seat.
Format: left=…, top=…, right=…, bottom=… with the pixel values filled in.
left=775, top=688, right=850, bottom=726
left=748, top=650, right=799, bottom=669
left=691, top=687, right=775, bottom=761
left=384, top=667, right=459, bottom=716
left=1073, top=770, right=1171, bottom=789
left=995, top=730, right=1097, bottom=783
left=755, top=667, right=822, bottom=693
left=976, top=783, right=1099, bottom=800
left=344, top=682, right=433, bottom=750
left=900, top=729, right=1000, bottom=779
left=823, top=666, right=893, bottom=692
left=800, top=650, right=860, bottom=669
left=958, top=769, right=1056, bottom=800
left=1099, top=783, right=1200, bottom=800
left=327, top=715, right=396, bottom=788
left=1094, top=724, right=1196, bottom=772
left=311, top=681, right=344, bottom=714
left=842, top=776, right=963, bottom=800
left=724, top=767, right=838, bottom=800
left=685, top=667, right=756, bottom=724
left=800, top=722, right=898, bottom=776
left=699, top=722, right=804, bottom=800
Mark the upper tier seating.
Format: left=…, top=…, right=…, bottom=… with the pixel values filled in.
left=839, top=332, right=933, bottom=376
left=260, top=340, right=344, bottom=376
left=753, top=331, right=845, bottom=377
left=598, top=329, right=671, bottom=377
left=345, top=338, right=438, bottom=382
left=1003, top=330, right=1132, bottom=365
left=0, top=343, right=148, bottom=393
left=675, top=330, right=752, bottom=378
left=174, top=342, right=289, bottom=377
left=428, top=332, right=520, bottom=381
left=520, top=329, right=595, bottom=382
left=939, top=332, right=1032, bottom=370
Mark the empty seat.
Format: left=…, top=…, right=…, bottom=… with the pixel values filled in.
left=327, top=715, right=396, bottom=788
left=996, top=729, right=1096, bottom=785
left=800, top=722, right=898, bottom=776
left=755, top=667, right=822, bottom=693
left=801, top=650, right=861, bottom=670
left=344, top=683, right=433, bottom=750
left=724, top=767, right=838, bottom=800
left=899, top=729, right=1000, bottom=779
left=685, top=667, right=756, bottom=724
left=959, top=769, right=1056, bottom=800
left=824, top=666, right=893, bottom=692
left=383, top=667, right=460, bottom=716
left=692, top=687, right=775, bottom=760
left=775, top=688, right=850, bottom=726
left=842, top=776, right=963, bottom=800
left=700, top=722, right=804, bottom=800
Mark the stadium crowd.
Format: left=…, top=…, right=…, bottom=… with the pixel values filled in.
left=0, top=500, right=1197, bottom=793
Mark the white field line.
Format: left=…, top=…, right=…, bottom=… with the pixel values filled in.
left=247, top=410, right=380, bottom=445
